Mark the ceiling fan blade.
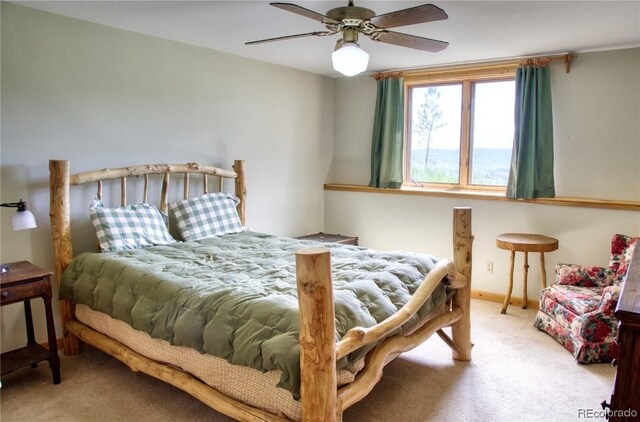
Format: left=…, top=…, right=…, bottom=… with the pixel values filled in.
left=370, top=4, right=448, bottom=29
left=373, top=31, right=449, bottom=52
left=270, top=2, right=339, bottom=25
left=246, top=31, right=334, bottom=45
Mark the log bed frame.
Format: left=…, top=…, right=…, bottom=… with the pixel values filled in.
left=49, top=159, right=473, bottom=422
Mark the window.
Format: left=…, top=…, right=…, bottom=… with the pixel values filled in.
left=405, top=68, right=515, bottom=190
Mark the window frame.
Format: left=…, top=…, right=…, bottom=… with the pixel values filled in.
left=403, top=65, right=516, bottom=191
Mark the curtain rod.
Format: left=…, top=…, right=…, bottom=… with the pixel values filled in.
left=371, top=71, right=404, bottom=81
left=371, top=53, right=576, bottom=80
left=521, top=53, right=575, bottom=73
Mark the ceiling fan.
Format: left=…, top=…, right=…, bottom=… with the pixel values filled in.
left=246, top=2, right=449, bottom=76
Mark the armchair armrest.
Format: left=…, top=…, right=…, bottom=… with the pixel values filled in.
left=598, top=285, right=621, bottom=313
left=578, top=284, right=622, bottom=343
left=555, top=264, right=615, bottom=287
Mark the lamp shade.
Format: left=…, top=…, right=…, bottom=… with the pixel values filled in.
left=332, top=43, right=369, bottom=77
left=12, top=209, right=37, bottom=231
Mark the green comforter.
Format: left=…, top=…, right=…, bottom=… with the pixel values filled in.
left=60, top=232, right=450, bottom=397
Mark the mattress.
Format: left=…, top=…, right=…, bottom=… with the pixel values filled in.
left=75, top=304, right=364, bottom=421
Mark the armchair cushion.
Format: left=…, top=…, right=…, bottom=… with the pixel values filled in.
left=540, top=284, right=603, bottom=316
left=555, top=264, right=614, bottom=288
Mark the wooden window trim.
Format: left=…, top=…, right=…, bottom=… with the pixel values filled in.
left=404, top=65, right=515, bottom=191
left=323, top=183, right=640, bottom=212
left=404, top=63, right=518, bottom=86
left=459, top=80, right=471, bottom=188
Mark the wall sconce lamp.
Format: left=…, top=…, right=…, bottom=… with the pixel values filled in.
left=1, top=199, right=37, bottom=273
left=1, top=199, right=37, bottom=231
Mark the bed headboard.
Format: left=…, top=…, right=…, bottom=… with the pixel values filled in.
left=49, top=159, right=246, bottom=352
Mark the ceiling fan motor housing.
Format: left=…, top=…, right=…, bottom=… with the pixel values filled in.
left=341, top=28, right=360, bottom=43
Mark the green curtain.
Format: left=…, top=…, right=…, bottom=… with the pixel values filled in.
left=369, top=77, right=404, bottom=189
left=506, top=66, right=555, bottom=198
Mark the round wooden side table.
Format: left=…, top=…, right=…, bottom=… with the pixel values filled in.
left=496, top=233, right=559, bottom=314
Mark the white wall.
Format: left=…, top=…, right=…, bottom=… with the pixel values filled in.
left=1, top=3, right=638, bottom=354
left=0, top=4, right=334, bottom=351
left=326, top=48, right=640, bottom=301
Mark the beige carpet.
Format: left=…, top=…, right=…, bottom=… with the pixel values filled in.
left=1, top=299, right=614, bottom=422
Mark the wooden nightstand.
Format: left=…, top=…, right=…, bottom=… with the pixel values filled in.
left=1, top=261, right=61, bottom=384
left=296, top=232, right=359, bottom=246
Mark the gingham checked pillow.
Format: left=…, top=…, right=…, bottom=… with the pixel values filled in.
left=90, top=201, right=176, bottom=252
left=169, top=193, right=244, bottom=241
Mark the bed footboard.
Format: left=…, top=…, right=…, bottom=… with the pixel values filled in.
left=451, top=207, right=473, bottom=361
left=295, top=207, right=473, bottom=421
left=296, top=248, right=338, bottom=422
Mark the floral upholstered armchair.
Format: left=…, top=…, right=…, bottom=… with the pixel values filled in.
left=534, top=234, right=638, bottom=363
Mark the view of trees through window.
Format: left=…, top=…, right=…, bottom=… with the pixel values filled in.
left=410, top=84, right=462, bottom=184
left=408, top=79, right=515, bottom=188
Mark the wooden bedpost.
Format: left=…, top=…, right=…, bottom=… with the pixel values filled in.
left=451, top=207, right=473, bottom=361
left=296, top=247, right=338, bottom=422
left=49, top=159, right=81, bottom=355
left=233, top=160, right=247, bottom=226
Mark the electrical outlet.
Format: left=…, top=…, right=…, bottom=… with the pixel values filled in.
left=486, top=261, right=493, bottom=273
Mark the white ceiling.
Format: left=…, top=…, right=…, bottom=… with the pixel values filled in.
left=15, top=1, right=640, bottom=77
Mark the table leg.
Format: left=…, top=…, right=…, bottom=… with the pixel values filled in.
left=540, top=253, right=547, bottom=288
left=501, top=251, right=516, bottom=314
left=24, top=300, right=38, bottom=368
left=523, top=252, right=529, bottom=309
left=43, top=295, right=61, bottom=384
left=24, top=300, right=35, bottom=345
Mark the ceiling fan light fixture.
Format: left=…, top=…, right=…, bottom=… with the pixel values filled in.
left=331, top=42, right=369, bottom=77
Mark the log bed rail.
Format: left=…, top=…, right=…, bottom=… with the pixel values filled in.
left=49, top=159, right=473, bottom=422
